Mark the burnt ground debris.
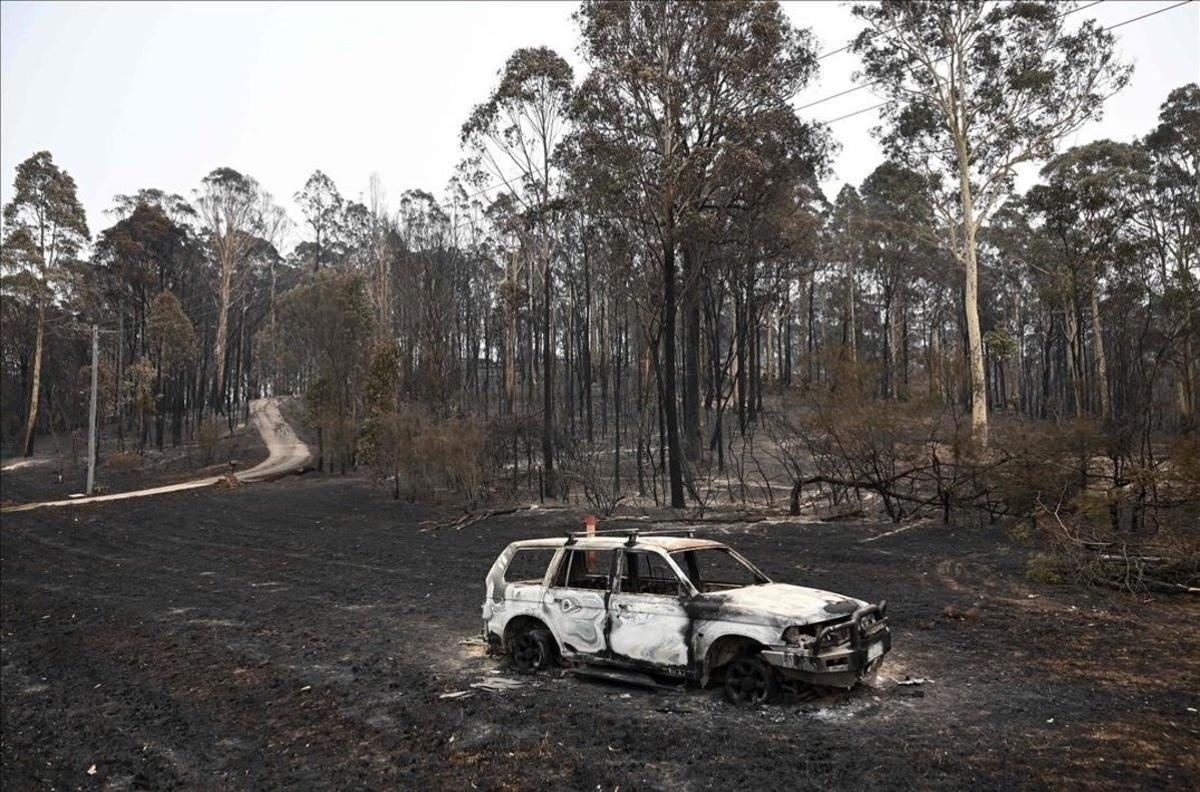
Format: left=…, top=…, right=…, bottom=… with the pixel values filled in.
left=1, top=475, right=1198, bottom=790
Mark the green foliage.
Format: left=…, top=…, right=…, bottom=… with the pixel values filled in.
left=279, top=271, right=372, bottom=413
left=853, top=1, right=1131, bottom=224
left=147, top=291, right=197, bottom=369
left=294, top=170, right=344, bottom=270
left=983, top=330, right=1018, bottom=359
left=362, top=340, right=401, bottom=418
left=1025, top=553, right=1066, bottom=585
left=93, top=203, right=191, bottom=305
left=1, top=151, right=89, bottom=307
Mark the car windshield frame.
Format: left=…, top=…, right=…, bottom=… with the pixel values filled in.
left=670, top=546, right=772, bottom=592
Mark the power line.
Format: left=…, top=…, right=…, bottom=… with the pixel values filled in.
left=1103, top=0, right=1192, bottom=29
left=821, top=101, right=891, bottom=126
left=817, top=0, right=1192, bottom=125
left=801, top=0, right=1107, bottom=113
left=812, top=0, right=1105, bottom=63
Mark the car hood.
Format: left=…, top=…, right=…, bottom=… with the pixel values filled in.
left=693, top=583, right=867, bottom=627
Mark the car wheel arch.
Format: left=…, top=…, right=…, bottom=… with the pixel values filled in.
left=503, top=614, right=556, bottom=651
left=701, top=634, right=766, bottom=687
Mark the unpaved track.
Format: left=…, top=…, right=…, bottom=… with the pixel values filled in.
left=0, top=398, right=308, bottom=514
left=2, top=477, right=1196, bottom=789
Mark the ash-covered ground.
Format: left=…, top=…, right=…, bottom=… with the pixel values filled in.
left=2, top=475, right=1197, bottom=789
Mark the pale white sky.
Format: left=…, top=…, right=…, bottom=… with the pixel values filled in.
left=2, top=0, right=1197, bottom=248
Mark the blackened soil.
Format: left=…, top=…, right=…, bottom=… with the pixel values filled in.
left=2, top=476, right=1197, bottom=790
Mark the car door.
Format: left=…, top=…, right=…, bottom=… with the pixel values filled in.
left=542, top=548, right=612, bottom=656
left=607, top=549, right=692, bottom=668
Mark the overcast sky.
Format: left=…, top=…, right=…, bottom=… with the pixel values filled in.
left=2, top=0, right=1197, bottom=248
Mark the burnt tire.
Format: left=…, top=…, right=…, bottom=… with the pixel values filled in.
left=723, top=653, right=779, bottom=705
left=511, top=627, right=555, bottom=675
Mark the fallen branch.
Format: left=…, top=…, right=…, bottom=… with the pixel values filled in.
left=418, top=504, right=562, bottom=532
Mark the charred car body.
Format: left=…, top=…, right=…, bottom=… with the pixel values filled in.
left=482, top=530, right=890, bottom=703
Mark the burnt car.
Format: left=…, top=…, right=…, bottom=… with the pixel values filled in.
left=482, top=529, right=890, bottom=704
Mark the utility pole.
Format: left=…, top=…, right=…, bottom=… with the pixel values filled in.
left=87, top=323, right=98, bottom=496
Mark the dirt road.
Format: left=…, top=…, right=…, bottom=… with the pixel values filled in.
left=3, top=475, right=1197, bottom=789
left=0, top=398, right=308, bottom=514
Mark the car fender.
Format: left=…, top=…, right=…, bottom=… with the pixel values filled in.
left=692, top=619, right=784, bottom=670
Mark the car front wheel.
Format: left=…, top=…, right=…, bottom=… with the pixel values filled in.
left=511, top=628, right=555, bottom=675
left=724, top=653, right=779, bottom=705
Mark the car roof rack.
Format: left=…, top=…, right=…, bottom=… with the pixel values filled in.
left=564, top=527, right=696, bottom=547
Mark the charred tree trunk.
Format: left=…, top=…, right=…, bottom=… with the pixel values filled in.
left=19, top=306, right=46, bottom=457
left=682, top=245, right=702, bottom=462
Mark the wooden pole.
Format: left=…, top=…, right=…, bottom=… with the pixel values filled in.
left=87, top=323, right=99, bottom=495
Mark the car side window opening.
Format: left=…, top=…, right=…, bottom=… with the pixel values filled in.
left=673, top=548, right=767, bottom=592
left=551, top=549, right=613, bottom=590
left=503, top=548, right=558, bottom=584
left=618, top=550, right=685, bottom=596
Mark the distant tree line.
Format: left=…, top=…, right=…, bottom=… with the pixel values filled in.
left=2, top=3, right=1195, bottom=528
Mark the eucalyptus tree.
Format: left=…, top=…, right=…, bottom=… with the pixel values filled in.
left=93, top=203, right=191, bottom=353
left=1027, top=140, right=1150, bottom=419
left=394, top=189, right=462, bottom=405
left=859, top=162, right=937, bottom=399
left=825, top=186, right=864, bottom=367
left=851, top=0, right=1130, bottom=446
left=109, top=188, right=197, bottom=229
left=1, top=151, right=89, bottom=455
left=1141, top=84, right=1199, bottom=424
left=194, top=167, right=270, bottom=412
left=461, top=45, right=574, bottom=489
left=982, top=198, right=1045, bottom=415
left=572, top=0, right=823, bottom=506
left=295, top=170, right=344, bottom=272
left=146, top=290, right=197, bottom=447
left=92, top=202, right=197, bottom=445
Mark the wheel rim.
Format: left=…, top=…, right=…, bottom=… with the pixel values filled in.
left=727, top=659, right=771, bottom=704
left=513, top=634, right=544, bottom=670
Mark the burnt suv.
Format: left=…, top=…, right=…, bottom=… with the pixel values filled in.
left=482, top=530, right=890, bottom=704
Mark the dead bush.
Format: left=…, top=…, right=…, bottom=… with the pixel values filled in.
left=197, top=418, right=222, bottom=466
left=1034, top=492, right=1200, bottom=594
left=412, top=416, right=485, bottom=507
left=103, top=451, right=142, bottom=471
left=482, top=413, right=541, bottom=498
left=559, top=437, right=624, bottom=516
left=361, top=403, right=427, bottom=500
left=364, top=405, right=485, bottom=506
left=767, top=388, right=949, bottom=522
left=986, top=418, right=1102, bottom=517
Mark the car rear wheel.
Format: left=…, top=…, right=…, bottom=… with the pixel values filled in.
left=724, top=654, right=779, bottom=705
left=511, top=628, right=555, bottom=675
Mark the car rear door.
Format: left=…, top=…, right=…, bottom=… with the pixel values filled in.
left=542, top=548, right=612, bottom=656
left=607, top=549, right=691, bottom=668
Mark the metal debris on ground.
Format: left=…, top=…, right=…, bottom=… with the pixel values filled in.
left=439, top=690, right=474, bottom=699
left=469, top=677, right=524, bottom=693
left=894, top=686, right=925, bottom=698
left=569, top=666, right=670, bottom=690
left=896, top=677, right=932, bottom=686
